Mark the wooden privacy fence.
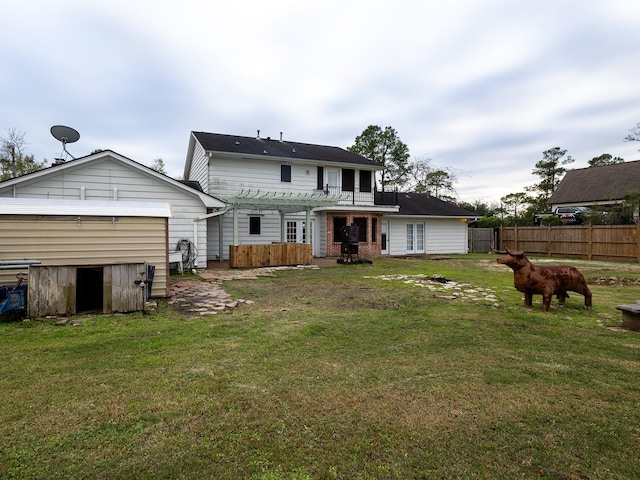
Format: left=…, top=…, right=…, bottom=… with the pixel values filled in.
left=499, top=225, right=640, bottom=262
left=229, top=243, right=313, bottom=268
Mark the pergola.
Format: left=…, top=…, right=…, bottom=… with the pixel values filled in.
left=216, top=189, right=346, bottom=254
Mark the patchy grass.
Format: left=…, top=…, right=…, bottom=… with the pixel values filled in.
left=1, top=254, right=639, bottom=479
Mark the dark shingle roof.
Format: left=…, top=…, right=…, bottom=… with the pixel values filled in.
left=376, top=191, right=478, bottom=217
left=192, top=132, right=379, bottom=167
left=548, top=160, right=640, bottom=204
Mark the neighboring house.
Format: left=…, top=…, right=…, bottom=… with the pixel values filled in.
left=184, top=131, right=478, bottom=260
left=0, top=150, right=226, bottom=268
left=376, top=192, right=478, bottom=255
left=548, top=160, right=640, bottom=210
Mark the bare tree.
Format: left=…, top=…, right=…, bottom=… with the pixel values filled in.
left=410, top=156, right=457, bottom=199
left=624, top=122, right=640, bottom=149
left=1, top=128, right=47, bottom=180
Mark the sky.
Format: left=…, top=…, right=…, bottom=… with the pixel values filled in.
left=2, top=0, right=640, bottom=205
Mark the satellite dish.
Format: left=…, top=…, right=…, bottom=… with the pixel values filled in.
left=50, top=125, right=80, bottom=159
left=51, top=125, right=80, bottom=144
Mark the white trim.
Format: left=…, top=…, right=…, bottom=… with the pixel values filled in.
left=0, top=197, right=173, bottom=218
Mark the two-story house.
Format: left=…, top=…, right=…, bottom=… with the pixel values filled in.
left=184, top=131, right=400, bottom=261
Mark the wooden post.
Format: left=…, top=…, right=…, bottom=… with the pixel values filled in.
left=637, top=223, right=640, bottom=263
left=588, top=224, right=593, bottom=260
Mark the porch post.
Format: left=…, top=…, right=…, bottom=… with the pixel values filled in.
left=305, top=208, right=311, bottom=244
left=233, top=204, right=239, bottom=246
left=280, top=211, right=286, bottom=242
left=219, top=215, right=224, bottom=261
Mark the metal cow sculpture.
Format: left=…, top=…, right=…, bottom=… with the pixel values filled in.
left=494, top=247, right=592, bottom=312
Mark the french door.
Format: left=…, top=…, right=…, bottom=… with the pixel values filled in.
left=406, top=222, right=425, bottom=254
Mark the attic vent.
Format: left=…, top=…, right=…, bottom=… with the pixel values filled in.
left=263, top=150, right=268, bottom=154
left=292, top=148, right=296, bottom=153
left=235, top=141, right=240, bottom=145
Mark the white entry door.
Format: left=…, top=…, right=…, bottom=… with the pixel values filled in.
left=381, top=221, right=389, bottom=255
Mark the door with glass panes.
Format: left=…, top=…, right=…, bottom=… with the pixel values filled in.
left=406, top=222, right=425, bottom=254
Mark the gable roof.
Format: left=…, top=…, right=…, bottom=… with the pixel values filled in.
left=376, top=191, right=478, bottom=218
left=189, top=131, right=380, bottom=167
left=0, top=150, right=225, bottom=209
left=548, top=160, right=640, bottom=205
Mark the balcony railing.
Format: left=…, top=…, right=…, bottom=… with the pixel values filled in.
left=321, top=185, right=375, bottom=205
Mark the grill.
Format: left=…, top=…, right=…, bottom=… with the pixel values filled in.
left=337, top=224, right=369, bottom=264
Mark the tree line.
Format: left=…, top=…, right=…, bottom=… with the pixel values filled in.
left=3, top=123, right=640, bottom=223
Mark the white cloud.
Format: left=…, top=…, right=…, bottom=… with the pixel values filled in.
left=2, top=0, right=640, bottom=201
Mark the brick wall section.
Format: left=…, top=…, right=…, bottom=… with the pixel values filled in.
left=326, top=212, right=382, bottom=258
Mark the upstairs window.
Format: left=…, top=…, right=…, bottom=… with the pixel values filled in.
left=317, top=166, right=324, bottom=190
left=342, top=169, right=355, bottom=192
left=359, top=170, right=372, bottom=193
left=281, top=164, right=291, bottom=182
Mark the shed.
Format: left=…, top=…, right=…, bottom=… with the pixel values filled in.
left=0, top=198, right=172, bottom=317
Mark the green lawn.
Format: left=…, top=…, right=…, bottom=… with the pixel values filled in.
left=1, top=255, right=639, bottom=479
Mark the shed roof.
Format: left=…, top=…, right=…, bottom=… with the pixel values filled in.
left=549, top=160, right=640, bottom=205
left=0, top=198, right=173, bottom=218
left=190, top=131, right=380, bottom=167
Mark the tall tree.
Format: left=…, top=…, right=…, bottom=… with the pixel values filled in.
left=0, top=128, right=47, bottom=180
left=348, top=125, right=411, bottom=192
left=501, top=192, right=530, bottom=224
left=588, top=153, right=624, bottom=167
left=410, top=156, right=457, bottom=199
left=624, top=122, right=640, bottom=149
left=528, top=147, right=574, bottom=205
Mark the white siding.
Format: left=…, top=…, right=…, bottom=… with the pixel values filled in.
left=425, top=219, right=469, bottom=254
left=206, top=154, right=375, bottom=205
left=387, top=219, right=409, bottom=256
left=207, top=210, right=324, bottom=260
left=0, top=156, right=211, bottom=267
left=385, top=217, right=469, bottom=255
left=209, top=156, right=318, bottom=197
left=187, top=141, right=210, bottom=194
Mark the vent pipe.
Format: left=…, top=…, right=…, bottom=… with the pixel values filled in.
left=256, top=129, right=260, bottom=139
left=279, top=132, right=283, bottom=142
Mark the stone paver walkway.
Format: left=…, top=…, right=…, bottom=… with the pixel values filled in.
left=168, top=265, right=320, bottom=316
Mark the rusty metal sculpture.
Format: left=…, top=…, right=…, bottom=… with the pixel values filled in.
left=494, top=247, right=592, bottom=312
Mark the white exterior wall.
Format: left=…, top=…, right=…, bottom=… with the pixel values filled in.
left=425, top=218, right=469, bottom=254
left=207, top=154, right=376, bottom=205
left=207, top=210, right=325, bottom=260
left=385, top=217, right=469, bottom=255
left=209, top=156, right=318, bottom=197
left=187, top=141, right=210, bottom=194
left=314, top=210, right=328, bottom=257
left=0, top=156, right=212, bottom=267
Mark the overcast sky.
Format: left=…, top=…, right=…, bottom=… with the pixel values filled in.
left=2, top=0, right=639, bottom=204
